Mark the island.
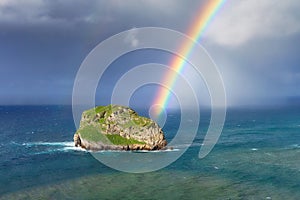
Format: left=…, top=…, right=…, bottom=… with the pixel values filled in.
left=73, top=105, right=167, bottom=151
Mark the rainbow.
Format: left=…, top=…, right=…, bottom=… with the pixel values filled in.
left=153, top=0, right=226, bottom=113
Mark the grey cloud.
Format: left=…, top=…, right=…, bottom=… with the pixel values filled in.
left=2, top=0, right=300, bottom=46
left=205, top=0, right=300, bottom=47
left=0, top=0, right=194, bottom=26
left=0, top=0, right=299, bottom=106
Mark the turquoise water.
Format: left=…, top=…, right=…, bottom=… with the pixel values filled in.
left=0, top=106, right=299, bottom=199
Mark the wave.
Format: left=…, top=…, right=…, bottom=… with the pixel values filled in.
left=288, top=144, right=300, bottom=149
left=170, top=142, right=203, bottom=149
left=14, top=141, right=87, bottom=154
left=11, top=141, right=182, bottom=155
left=130, top=148, right=180, bottom=153
left=22, top=141, right=75, bottom=147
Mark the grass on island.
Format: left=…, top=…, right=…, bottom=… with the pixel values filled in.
left=93, top=105, right=152, bottom=128
left=132, top=116, right=151, bottom=127
left=94, top=105, right=113, bottom=116
left=78, top=126, right=110, bottom=143
left=106, top=134, right=145, bottom=145
left=78, top=126, right=145, bottom=145
left=83, top=105, right=113, bottom=119
left=79, top=104, right=150, bottom=146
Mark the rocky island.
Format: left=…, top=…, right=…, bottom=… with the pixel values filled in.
left=73, top=105, right=167, bottom=151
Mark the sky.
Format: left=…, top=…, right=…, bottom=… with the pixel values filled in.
left=0, top=0, right=300, bottom=107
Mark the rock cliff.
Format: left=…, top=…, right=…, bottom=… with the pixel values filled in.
left=74, top=105, right=167, bottom=151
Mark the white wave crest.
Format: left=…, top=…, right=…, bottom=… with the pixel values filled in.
left=20, top=141, right=87, bottom=154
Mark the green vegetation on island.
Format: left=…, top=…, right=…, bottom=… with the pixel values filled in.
left=74, top=104, right=167, bottom=151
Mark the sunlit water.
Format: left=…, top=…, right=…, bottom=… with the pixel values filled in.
left=0, top=105, right=299, bottom=199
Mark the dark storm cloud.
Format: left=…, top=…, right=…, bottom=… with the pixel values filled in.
left=0, top=0, right=299, bottom=106
left=204, top=33, right=300, bottom=106
left=0, top=0, right=202, bottom=105
left=201, top=0, right=300, bottom=106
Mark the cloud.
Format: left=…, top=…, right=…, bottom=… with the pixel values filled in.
left=1, top=0, right=299, bottom=106
left=0, top=0, right=108, bottom=26
left=124, top=28, right=139, bottom=47
left=109, top=0, right=181, bottom=15
left=2, top=0, right=299, bottom=45
left=0, top=0, right=48, bottom=24
left=0, top=0, right=185, bottom=26
left=205, top=0, right=300, bottom=46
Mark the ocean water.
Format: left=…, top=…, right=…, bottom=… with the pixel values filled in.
left=0, top=105, right=300, bottom=199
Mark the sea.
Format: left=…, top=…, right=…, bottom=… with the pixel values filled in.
left=0, top=105, right=299, bottom=199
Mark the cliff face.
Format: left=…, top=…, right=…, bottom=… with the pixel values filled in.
left=74, top=105, right=167, bottom=151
